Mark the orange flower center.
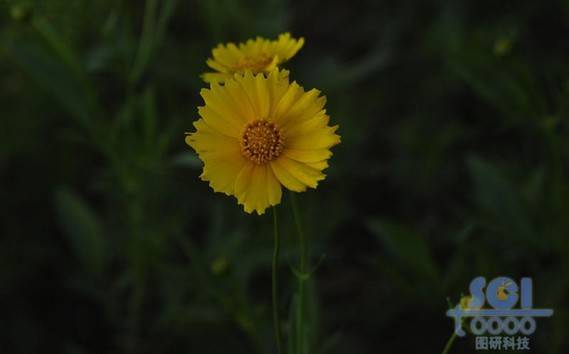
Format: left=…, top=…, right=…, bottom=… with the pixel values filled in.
left=241, top=120, right=284, bottom=164
left=235, top=54, right=274, bottom=72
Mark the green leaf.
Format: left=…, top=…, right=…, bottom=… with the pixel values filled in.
left=54, top=188, right=108, bottom=274
left=142, top=87, right=158, bottom=145
left=9, top=41, right=91, bottom=128
left=467, top=156, right=537, bottom=245
left=32, top=18, right=91, bottom=91
left=368, top=219, right=438, bottom=280
left=171, top=152, right=202, bottom=169
left=287, top=273, right=319, bottom=354
left=130, top=0, right=178, bottom=84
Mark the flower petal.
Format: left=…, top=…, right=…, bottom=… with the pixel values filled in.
left=276, top=156, right=325, bottom=188
left=280, top=89, right=325, bottom=128
left=202, top=72, right=233, bottom=84
left=200, top=149, right=248, bottom=196
left=237, top=71, right=270, bottom=119
left=270, top=159, right=306, bottom=192
left=266, top=70, right=290, bottom=116
left=185, top=120, right=239, bottom=153
left=287, top=125, right=341, bottom=150
left=283, top=148, right=333, bottom=163
left=206, top=59, right=228, bottom=73
left=284, top=112, right=329, bottom=137
left=266, top=166, right=282, bottom=207
left=274, top=33, right=305, bottom=62
left=306, top=160, right=329, bottom=170
left=200, top=83, right=250, bottom=130
left=235, top=164, right=276, bottom=214
left=272, top=81, right=302, bottom=123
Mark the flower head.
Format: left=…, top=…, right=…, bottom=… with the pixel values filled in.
left=460, top=295, right=482, bottom=311
left=202, top=33, right=304, bottom=84
left=460, top=296, right=473, bottom=310
left=186, top=69, right=340, bottom=214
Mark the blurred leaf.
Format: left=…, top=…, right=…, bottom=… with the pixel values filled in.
left=110, top=97, right=135, bottom=145
left=287, top=271, right=320, bottom=354
left=130, top=0, right=158, bottom=84
left=130, top=0, right=178, bottom=84
left=141, top=87, right=158, bottom=148
left=435, top=19, right=546, bottom=123
left=454, top=223, right=476, bottom=244
left=32, top=18, right=91, bottom=91
left=523, top=166, right=545, bottom=203
left=467, top=156, right=537, bottom=246
left=9, top=41, right=91, bottom=128
left=367, top=219, right=438, bottom=280
left=171, top=151, right=202, bottom=168
left=305, top=279, right=320, bottom=354
left=155, top=0, right=178, bottom=42
left=287, top=279, right=319, bottom=354
left=54, top=188, right=108, bottom=274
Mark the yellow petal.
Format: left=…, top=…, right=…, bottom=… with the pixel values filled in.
left=206, top=59, right=228, bottom=73
left=280, top=89, right=324, bottom=127
left=200, top=149, right=248, bottom=195
left=185, top=122, right=239, bottom=154
left=264, top=55, right=279, bottom=72
left=200, top=83, right=250, bottom=126
left=266, top=166, right=282, bottom=207
left=274, top=33, right=304, bottom=62
left=266, top=70, right=290, bottom=117
left=198, top=105, right=242, bottom=138
left=306, top=160, right=329, bottom=170
left=235, top=163, right=254, bottom=211
left=213, top=43, right=243, bottom=66
left=235, top=164, right=275, bottom=214
left=283, top=148, right=332, bottom=163
left=272, top=81, right=302, bottom=123
left=254, top=72, right=270, bottom=117
left=287, top=125, right=341, bottom=150
left=225, top=79, right=257, bottom=121
left=270, top=159, right=306, bottom=192
left=284, top=112, right=329, bottom=137
left=237, top=71, right=269, bottom=119
left=202, top=72, right=233, bottom=84
left=275, top=156, right=325, bottom=188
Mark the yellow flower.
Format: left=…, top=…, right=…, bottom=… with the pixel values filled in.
left=186, top=69, right=340, bottom=215
left=202, top=33, right=304, bottom=84
left=460, top=295, right=482, bottom=311
left=460, top=296, right=473, bottom=310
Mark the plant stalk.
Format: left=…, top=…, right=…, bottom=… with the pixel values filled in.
left=272, top=206, right=283, bottom=354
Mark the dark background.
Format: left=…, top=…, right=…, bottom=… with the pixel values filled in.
left=1, top=0, right=568, bottom=353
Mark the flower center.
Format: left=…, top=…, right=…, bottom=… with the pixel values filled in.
left=235, top=54, right=274, bottom=72
left=241, top=120, right=284, bottom=164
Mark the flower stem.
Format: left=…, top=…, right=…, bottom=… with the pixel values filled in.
left=442, top=331, right=457, bottom=354
left=290, top=192, right=307, bottom=354
left=272, top=206, right=283, bottom=354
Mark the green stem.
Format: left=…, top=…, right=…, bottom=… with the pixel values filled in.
left=272, top=206, right=283, bottom=354
left=442, top=331, right=457, bottom=354
left=290, top=192, right=307, bottom=354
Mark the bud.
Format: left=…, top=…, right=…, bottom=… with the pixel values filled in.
left=210, top=256, right=229, bottom=275
left=10, top=4, right=33, bottom=23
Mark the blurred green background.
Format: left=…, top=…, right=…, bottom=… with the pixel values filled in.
left=2, top=0, right=569, bottom=353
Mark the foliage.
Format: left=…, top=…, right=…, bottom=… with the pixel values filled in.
left=1, top=0, right=568, bottom=353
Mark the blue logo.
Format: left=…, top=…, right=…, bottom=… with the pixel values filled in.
left=447, top=277, right=554, bottom=350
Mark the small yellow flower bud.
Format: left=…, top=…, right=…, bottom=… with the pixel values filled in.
left=10, top=4, right=33, bottom=23
left=211, top=256, right=229, bottom=275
